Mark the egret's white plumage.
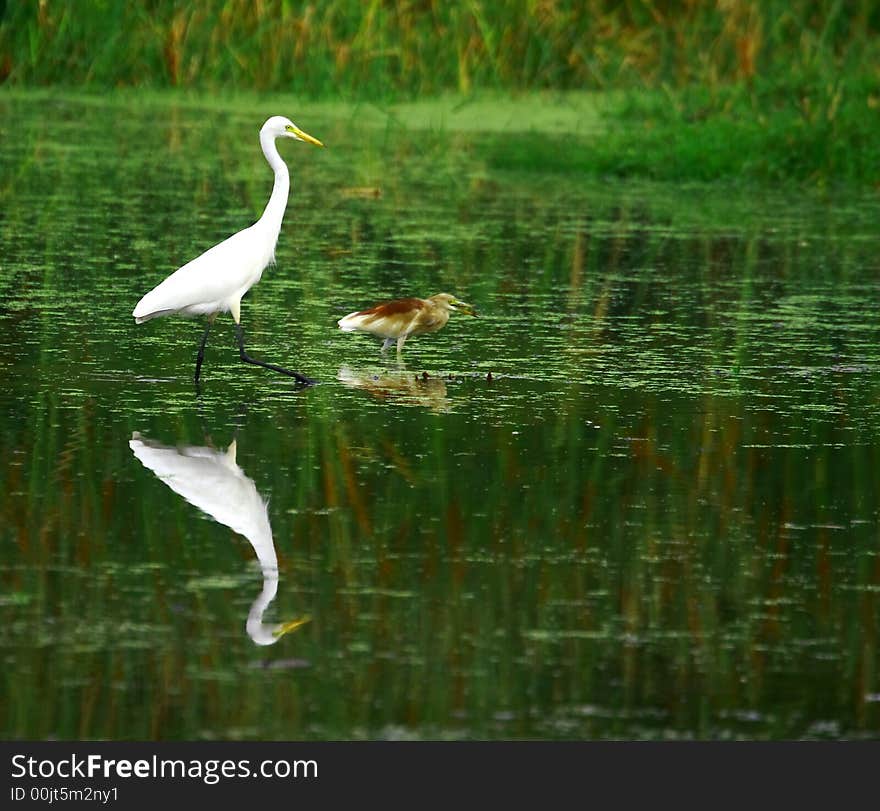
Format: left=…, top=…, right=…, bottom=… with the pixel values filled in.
left=132, top=226, right=273, bottom=325
left=133, top=116, right=323, bottom=384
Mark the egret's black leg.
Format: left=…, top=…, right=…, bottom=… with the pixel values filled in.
left=236, top=324, right=316, bottom=386
left=194, top=317, right=215, bottom=384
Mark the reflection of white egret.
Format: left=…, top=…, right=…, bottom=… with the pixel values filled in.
left=337, top=365, right=451, bottom=412
left=129, top=432, right=308, bottom=646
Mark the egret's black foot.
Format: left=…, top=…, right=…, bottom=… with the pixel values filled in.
left=194, top=317, right=215, bottom=384
left=272, top=366, right=318, bottom=386
left=236, top=325, right=316, bottom=386
left=292, top=372, right=318, bottom=387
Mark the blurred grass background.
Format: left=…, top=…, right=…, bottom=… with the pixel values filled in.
left=1, top=1, right=878, bottom=183
left=0, top=1, right=876, bottom=97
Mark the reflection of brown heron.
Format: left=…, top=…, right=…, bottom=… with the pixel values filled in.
left=129, top=432, right=309, bottom=646
left=337, top=293, right=476, bottom=354
left=337, top=366, right=451, bottom=412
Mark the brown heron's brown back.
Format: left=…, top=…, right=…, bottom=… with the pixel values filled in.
left=356, top=298, right=426, bottom=319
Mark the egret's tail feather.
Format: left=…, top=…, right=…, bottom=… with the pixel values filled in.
left=133, top=308, right=174, bottom=325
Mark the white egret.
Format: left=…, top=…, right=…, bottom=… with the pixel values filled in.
left=337, top=293, right=477, bottom=354
left=129, top=432, right=309, bottom=646
left=132, top=116, right=324, bottom=385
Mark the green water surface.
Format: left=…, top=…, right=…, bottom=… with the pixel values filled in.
left=1, top=92, right=878, bottom=740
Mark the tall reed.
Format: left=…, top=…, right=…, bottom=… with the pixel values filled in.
left=0, top=1, right=877, bottom=97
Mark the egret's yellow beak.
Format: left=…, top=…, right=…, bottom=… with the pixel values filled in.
left=287, top=125, right=325, bottom=147
left=273, top=616, right=312, bottom=638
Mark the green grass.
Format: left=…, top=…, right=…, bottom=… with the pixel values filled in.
left=1, top=1, right=878, bottom=97
left=479, top=81, right=880, bottom=184
left=1, top=2, right=878, bottom=184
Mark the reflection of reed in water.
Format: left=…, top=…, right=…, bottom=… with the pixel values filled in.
left=129, top=432, right=308, bottom=646
left=337, top=365, right=451, bottom=412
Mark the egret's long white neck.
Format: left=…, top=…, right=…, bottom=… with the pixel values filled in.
left=258, top=131, right=290, bottom=238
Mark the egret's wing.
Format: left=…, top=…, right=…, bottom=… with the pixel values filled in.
left=133, top=227, right=263, bottom=321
